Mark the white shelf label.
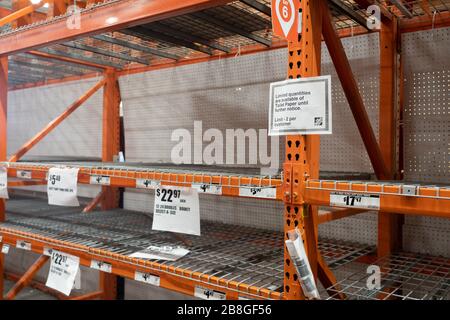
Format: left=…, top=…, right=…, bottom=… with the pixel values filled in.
left=90, top=175, right=111, bottom=186
left=16, top=240, right=31, bottom=251
left=191, top=183, right=222, bottom=195
left=136, top=178, right=159, bottom=189
left=330, top=192, right=380, bottom=210
left=0, top=167, right=8, bottom=199
left=17, top=170, right=32, bottom=179
left=47, top=167, right=80, bottom=207
left=239, top=187, right=277, bottom=199
left=269, top=75, right=332, bottom=136
left=90, top=260, right=112, bottom=273
left=129, top=245, right=190, bottom=261
left=194, top=286, right=226, bottom=300
left=134, top=271, right=160, bottom=286
left=46, top=250, right=80, bottom=296
left=153, top=186, right=200, bottom=236
left=43, top=247, right=53, bottom=256
left=2, top=244, right=9, bottom=254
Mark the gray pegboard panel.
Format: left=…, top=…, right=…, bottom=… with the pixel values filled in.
left=402, top=27, right=449, bottom=183
left=320, top=32, right=380, bottom=173
left=11, top=184, right=101, bottom=199
left=119, top=32, right=382, bottom=234
left=7, top=77, right=103, bottom=160
left=396, top=28, right=449, bottom=257
left=318, top=212, right=378, bottom=246
left=123, top=189, right=284, bottom=231
left=125, top=279, right=197, bottom=300
left=120, top=33, right=379, bottom=174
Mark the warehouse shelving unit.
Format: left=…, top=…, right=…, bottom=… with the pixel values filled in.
left=0, top=0, right=449, bottom=300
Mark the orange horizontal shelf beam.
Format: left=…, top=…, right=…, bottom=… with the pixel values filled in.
left=0, top=229, right=282, bottom=300
left=0, top=0, right=233, bottom=56
left=4, top=164, right=283, bottom=200
left=8, top=179, right=47, bottom=187
left=318, top=208, right=366, bottom=224
left=305, top=181, right=450, bottom=218
left=0, top=1, right=51, bottom=28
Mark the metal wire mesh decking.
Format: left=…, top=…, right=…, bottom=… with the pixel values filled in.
left=2, top=197, right=375, bottom=298
left=327, top=252, right=450, bottom=300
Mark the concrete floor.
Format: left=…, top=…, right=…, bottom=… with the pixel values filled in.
left=3, top=279, right=56, bottom=300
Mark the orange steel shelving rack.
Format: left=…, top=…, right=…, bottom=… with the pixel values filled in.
left=0, top=0, right=449, bottom=300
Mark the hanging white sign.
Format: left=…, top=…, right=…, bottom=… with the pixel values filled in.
left=285, top=229, right=320, bottom=299
left=47, top=167, right=80, bottom=207
left=46, top=250, right=80, bottom=296
left=269, top=76, right=332, bottom=136
left=0, top=166, right=8, bottom=199
left=152, top=186, right=201, bottom=236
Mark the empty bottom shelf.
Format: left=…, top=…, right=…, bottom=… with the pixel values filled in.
left=1, top=197, right=376, bottom=299
left=327, top=252, right=450, bottom=300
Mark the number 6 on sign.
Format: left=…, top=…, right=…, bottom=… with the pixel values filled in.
left=272, top=0, right=299, bottom=41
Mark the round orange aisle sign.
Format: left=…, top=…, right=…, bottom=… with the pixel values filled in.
left=272, top=0, right=299, bottom=41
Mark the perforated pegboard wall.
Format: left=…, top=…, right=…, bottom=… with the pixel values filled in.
left=119, top=33, right=381, bottom=231
left=119, top=32, right=380, bottom=174
left=402, top=27, right=449, bottom=184
left=321, top=33, right=380, bottom=173
left=401, top=27, right=450, bottom=257
left=124, top=189, right=284, bottom=231
left=119, top=49, right=286, bottom=169
left=7, top=78, right=103, bottom=160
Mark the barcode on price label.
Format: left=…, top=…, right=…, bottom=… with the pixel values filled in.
left=1, top=244, right=10, bottom=254
left=90, top=175, right=111, bottom=185
left=330, top=192, right=380, bottom=210
left=239, top=187, right=277, bottom=199
left=16, top=240, right=31, bottom=251
left=134, top=271, right=160, bottom=286
left=194, top=286, right=226, bottom=300
left=17, top=170, right=32, bottom=179
left=136, top=179, right=159, bottom=189
left=90, top=260, right=112, bottom=273
left=191, top=183, right=222, bottom=195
